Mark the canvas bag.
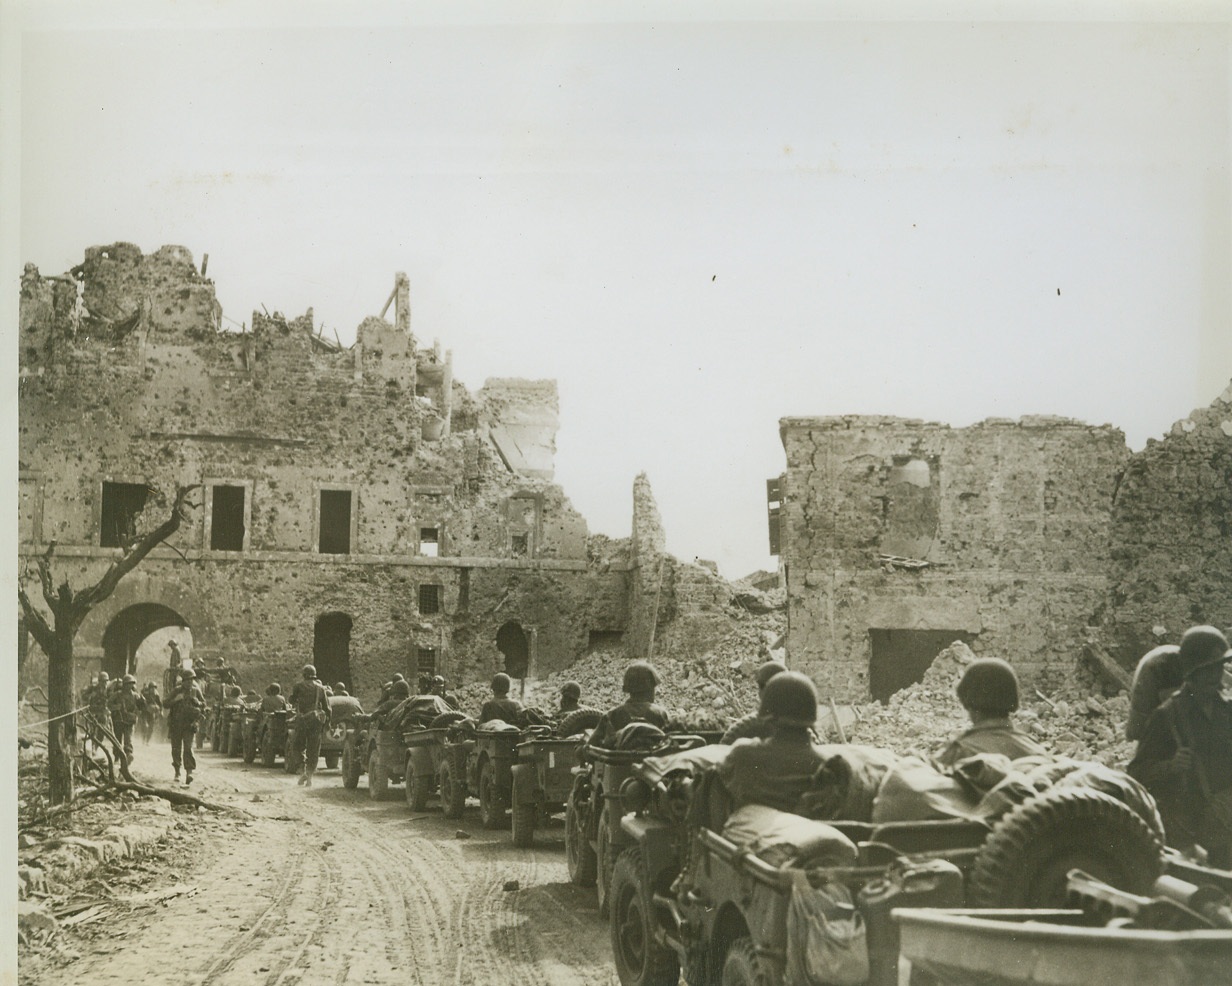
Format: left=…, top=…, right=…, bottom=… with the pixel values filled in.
left=784, top=871, right=869, bottom=986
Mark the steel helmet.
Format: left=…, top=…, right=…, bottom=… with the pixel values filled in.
left=122, top=673, right=137, bottom=685
left=181, top=668, right=196, bottom=679
left=758, top=671, right=818, bottom=728
left=560, top=681, right=582, bottom=700
left=491, top=672, right=512, bottom=694
left=1178, top=625, right=1231, bottom=679
left=754, top=660, right=787, bottom=691
left=956, top=658, right=1020, bottom=716
left=301, top=664, right=317, bottom=678
left=622, top=662, right=659, bottom=695
left=392, top=673, right=406, bottom=682
left=97, top=671, right=110, bottom=682
left=391, top=680, right=411, bottom=699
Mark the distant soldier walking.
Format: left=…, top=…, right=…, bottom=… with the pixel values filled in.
left=290, top=664, right=330, bottom=787
left=140, top=682, right=163, bottom=744
left=166, top=668, right=204, bottom=785
left=85, top=671, right=114, bottom=756
left=108, top=674, right=145, bottom=765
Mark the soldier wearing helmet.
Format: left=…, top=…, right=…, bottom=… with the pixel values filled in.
left=261, top=682, right=288, bottom=713
left=288, top=664, right=330, bottom=787
left=107, top=673, right=145, bottom=766
left=139, top=681, right=162, bottom=744
left=558, top=681, right=582, bottom=714
left=720, top=660, right=788, bottom=744
left=166, top=667, right=205, bottom=784
left=719, top=671, right=828, bottom=813
left=935, top=658, right=1046, bottom=767
left=84, top=671, right=114, bottom=755
left=480, top=672, right=526, bottom=727
left=430, top=674, right=459, bottom=709
left=1130, top=626, right=1232, bottom=868
left=589, top=662, right=669, bottom=748
left=372, top=679, right=412, bottom=727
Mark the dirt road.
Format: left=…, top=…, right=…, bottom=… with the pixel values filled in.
left=23, top=752, right=619, bottom=986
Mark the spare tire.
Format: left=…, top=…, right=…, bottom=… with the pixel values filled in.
left=969, top=786, right=1164, bottom=908
left=429, top=711, right=469, bottom=729
left=557, top=708, right=603, bottom=738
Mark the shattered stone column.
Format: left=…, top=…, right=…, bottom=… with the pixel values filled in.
left=394, top=271, right=410, bottom=334
left=628, top=474, right=669, bottom=658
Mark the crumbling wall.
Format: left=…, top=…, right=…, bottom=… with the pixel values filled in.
left=18, top=244, right=628, bottom=701
left=1101, top=382, right=1232, bottom=662
left=780, top=415, right=1128, bottom=701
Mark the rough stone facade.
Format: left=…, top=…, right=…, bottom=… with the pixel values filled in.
left=18, top=244, right=632, bottom=696
left=778, top=391, right=1232, bottom=703
left=1101, top=383, right=1232, bottom=659
left=778, top=414, right=1130, bottom=701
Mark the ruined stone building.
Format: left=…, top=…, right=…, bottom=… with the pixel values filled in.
left=773, top=386, right=1232, bottom=703
left=17, top=244, right=679, bottom=695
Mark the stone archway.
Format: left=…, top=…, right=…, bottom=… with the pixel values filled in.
left=496, top=621, right=529, bottom=679
left=101, top=603, right=190, bottom=681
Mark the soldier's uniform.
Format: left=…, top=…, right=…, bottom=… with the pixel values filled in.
left=166, top=671, right=204, bottom=783
left=85, top=674, right=114, bottom=753
left=108, top=676, right=145, bottom=764
left=289, top=665, right=330, bottom=786
left=139, top=684, right=162, bottom=743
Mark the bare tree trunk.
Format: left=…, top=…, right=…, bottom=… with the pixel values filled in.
left=47, top=629, right=77, bottom=805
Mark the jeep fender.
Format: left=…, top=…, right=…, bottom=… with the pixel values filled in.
left=408, top=746, right=435, bottom=777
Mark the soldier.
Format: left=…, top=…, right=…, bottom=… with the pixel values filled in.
left=243, top=689, right=261, bottom=707
left=224, top=685, right=246, bottom=709
left=289, top=664, right=330, bottom=787
left=139, top=681, right=162, bottom=744
left=372, top=679, right=411, bottom=726
left=480, top=672, right=526, bottom=726
left=558, top=681, right=582, bottom=714
left=720, top=661, right=788, bottom=743
left=333, top=682, right=349, bottom=697
left=85, top=671, right=114, bottom=755
left=261, top=682, right=288, bottom=713
left=431, top=675, right=460, bottom=709
left=1129, top=626, right=1232, bottom=868
left=589, top=662, right=669, bottom=748
left=935, top=658, right=1047, bottom=767
left=1126, top=644, right=1184, bottom=742
left=165, top=668, right=204, bottom=785
left=719, top=671, right=828, bottom=812
left=108, top=674, right=145, bottom=765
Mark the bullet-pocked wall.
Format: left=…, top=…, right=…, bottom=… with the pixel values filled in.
left=18, top=244, right=629, bottom=703
left=778, top=414, right=1130, bottom=701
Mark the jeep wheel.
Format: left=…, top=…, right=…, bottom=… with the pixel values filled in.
left=511, top=765, right=536, bottom=848
left=440, top=760, right=466, bottom=819
left=324, top=753, right=339, bottom=770
left=341, top=742, right=360, bottom=789
left=611, top=849, right=678, bottom=986
left=261, top=731, right=276, bottom=768
left=557, top=708, right=603, bottom=738
left=721, top=938, right=764, bottom=986
left=368, top=749, right=388, bottom=800
left=479, top=761, right=508, bottom=829
left=970, top=786, right=1164, bottom=908
left=242, top=728, right=257, bottom=764
left=597, top=808, right=614, bottom=918
left=566, top=787, right=597, bottom=886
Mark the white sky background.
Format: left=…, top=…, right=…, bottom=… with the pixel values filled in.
left=6, top=1, right=1232, bottom=580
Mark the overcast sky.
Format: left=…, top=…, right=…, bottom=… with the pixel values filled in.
left=5, top=1, right=1231, bottom=579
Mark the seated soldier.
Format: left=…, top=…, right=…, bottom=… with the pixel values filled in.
left=558, top=681, right=582, bottom=715
left=935, top=658, right=1047, bottom=767
left=372, top=679, right=411, bottom=727
left=721, top=660, right=788, bottom=743
left=589, top=662, right=669, bottom=748
left=431, top=675, right=460, bottom=709
left=260, top=683, right=288, bottom=713
left=223, top=685, right=246, bottom=708
left=1126, top=644, right=1183, bottom=742
left=479, top=673, right=526, bottom=726
left=719, top=671, right=828, bottom=813
left=333, top=682, right=349, bottom=697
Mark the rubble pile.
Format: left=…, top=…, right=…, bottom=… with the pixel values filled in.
left=453, top=591, right=786, bottom=732
left=846, top=640, right=1138, bottom=767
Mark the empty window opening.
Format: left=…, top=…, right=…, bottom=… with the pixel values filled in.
left=100, top=481, right=149, bottom=547
left=418, top=584, right=442, bottom=615
left=416, top=647, right=437, bottom=677
left=587, top=630, right=624, bottom=653
left=210, top=485, right=246, bottom=551
left=319, top=490, right=352, bottom=554
left=496, top=621, right=529, bottom=678
left=510, top=533, right=529, bottom=556
left=869, top=629, right=973, bottom=703
left=419, top=527, right=439, bottom=557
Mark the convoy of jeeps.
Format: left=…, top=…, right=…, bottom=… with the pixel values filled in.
left=199, top=672, right=1232, bottom=986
